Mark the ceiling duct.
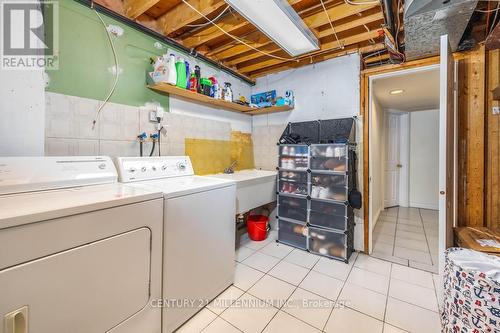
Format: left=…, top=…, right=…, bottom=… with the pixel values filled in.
left=404, top=0, right=478, bottom=59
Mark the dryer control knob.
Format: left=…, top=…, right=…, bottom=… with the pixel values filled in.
left=141, top=166, right=147, bottom=172
left=129, top=167, right=137, bottom=173
left=162, top=165, right=168, bottom=171
left=177, top=163, right=186, bottom=170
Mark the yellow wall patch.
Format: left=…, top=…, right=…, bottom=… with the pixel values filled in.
left=185, top=131, right=255, bottom=175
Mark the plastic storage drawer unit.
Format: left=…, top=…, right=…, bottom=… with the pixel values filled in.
left=278, top=194, right=308, bottom=222
left=310, top=173, right=348, bottom=202
left=310, top=144, right=348, bottom=172
left=309, top=199, right=352, bottom=231
left=278, top=170, right=308, bottom=196
left=308, top=226, right=347, bottom=260
left=278, top=218, right=307, bottom=249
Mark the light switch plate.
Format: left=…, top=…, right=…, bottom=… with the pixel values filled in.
left=493, top=106, right=499, bottom=115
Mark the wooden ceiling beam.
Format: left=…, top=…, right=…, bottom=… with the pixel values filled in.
left=94, top=0, right=124, bottom=14
left=207, top=32, right=272, bottom=59
left=249, top=41, right=370, bottom=78
left=224, top=12, right=384, bottom=66
left=302, top=2, right=379, bottom=28
left=364, top=53, right=389, bottom=64
left=123, top=0, right=160, bottom=19
left=316, top=12, right=383, bottom=38
left=157, top=0, right=226, bottom=36
left=182, top=13, right=248, bottom=48
left=359, top=42, right=386, bottom=54
left=238, top=29, right=382, bottom=74
left=178, top=0, right=313, bottom=50
left=208, top=2, right=380, bottom=63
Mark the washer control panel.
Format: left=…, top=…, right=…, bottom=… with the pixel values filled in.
left=114, top=156, right=194, bottom=182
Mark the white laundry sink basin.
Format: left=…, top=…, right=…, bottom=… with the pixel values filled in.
left=206, top=169, right=277, bottom=214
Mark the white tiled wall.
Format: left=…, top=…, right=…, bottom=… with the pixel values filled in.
left=252, top=124, right=286, bottom=170
left=45, top=92, right=234, bottom=157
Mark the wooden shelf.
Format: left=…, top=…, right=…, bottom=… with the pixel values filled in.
left=245, top=105, right=293, bottom=115
left=148, top=82, right=293, bottom=115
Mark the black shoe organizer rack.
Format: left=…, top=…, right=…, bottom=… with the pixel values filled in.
left=276, top=118, right=358, bottom=263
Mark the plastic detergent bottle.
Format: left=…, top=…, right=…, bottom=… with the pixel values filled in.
left=167, top=54, right=177, bottom=85
left=176, top=57, right=187, bottom=88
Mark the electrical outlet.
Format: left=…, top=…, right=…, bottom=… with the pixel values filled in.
left=493, top=106, right=500, bottom=115
left=149, top=111, right=157, bottom=122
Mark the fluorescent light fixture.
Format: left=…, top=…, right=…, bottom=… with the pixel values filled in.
left=389, top=89, right=404, bottom=95
left=225, top=0, right=319, bottom=57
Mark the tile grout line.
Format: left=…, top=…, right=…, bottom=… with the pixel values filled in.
left=321, top=252, right=359, bottom=332
left=259, top=247, right=324, bottom=333
left=392, top=207, right=399, bottom=260
left=234, top=241, right=325, bottom=332
left=382, top=264, right=394, bottom=329
left=215, top=239, right=284, bottom=331
left=419, top=208, right=435, bottom=266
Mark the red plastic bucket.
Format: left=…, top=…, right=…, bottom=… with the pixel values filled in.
left=247, top=215, right=269, bottom=241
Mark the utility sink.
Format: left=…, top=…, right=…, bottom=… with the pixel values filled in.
left=206, top=169, right=277, bottom=214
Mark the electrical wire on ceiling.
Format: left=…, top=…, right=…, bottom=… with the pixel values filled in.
left=319, top=0, right=344, bottom=50
left=395, top=0, right=401, bottom=48
left=180, top=0, right=298, bottom=62
left=362, top=49, right=385, bottom=60
left=91, top=7, right=120, bottom=130
left=185, top=5, right=231, bottom=27
left=344, top=0, right=381, bottom=5
left=476, top=6, right=500, bottom=13
left=488, top=1, right=500, bottom=35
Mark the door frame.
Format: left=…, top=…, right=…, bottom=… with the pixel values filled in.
left=363, top=62, right=440, bottom=254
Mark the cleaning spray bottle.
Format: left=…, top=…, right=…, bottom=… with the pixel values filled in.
left=189, top=70, right=198, bottom=92
left=185, top=60, right=190, bottom=90
left=167, top=54, right=177, bottom=85
left=176, top=57, right=187, bottom=88
left=194, top=65, right=201, bottom=93
left=223, top=82, right=233, bottom=102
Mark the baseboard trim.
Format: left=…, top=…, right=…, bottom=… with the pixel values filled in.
left=409, top=201, right=439, bottom=210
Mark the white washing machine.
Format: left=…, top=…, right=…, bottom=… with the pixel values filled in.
left=0, top=156, right=164, bottom=333
left=114, top=156, right=236, bottom=333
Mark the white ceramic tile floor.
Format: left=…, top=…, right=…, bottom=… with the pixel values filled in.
left=178, top=233, right=441, bottom=332
left=371, top=207, right=439, bottom=274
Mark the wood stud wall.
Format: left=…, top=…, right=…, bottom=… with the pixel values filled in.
left=457, top=46, right=486, bottom=227
left=486, top=49, right=499, bottom=229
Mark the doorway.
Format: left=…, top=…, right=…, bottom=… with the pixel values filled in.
left=368, top=66, right=441, bottom=274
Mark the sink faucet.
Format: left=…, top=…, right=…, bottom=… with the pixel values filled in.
left=224, top=160, right=238, bottom=174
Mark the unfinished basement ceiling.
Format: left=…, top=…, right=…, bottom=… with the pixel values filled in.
left=372, top=68, right=439, bottom=111
left=93, top=0, right=389, bottom=79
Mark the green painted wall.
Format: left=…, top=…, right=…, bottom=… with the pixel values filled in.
left=46, top=0, right=172, bottom=107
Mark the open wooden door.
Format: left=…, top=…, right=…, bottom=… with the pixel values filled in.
left=438, top=35, right=456, bottom=273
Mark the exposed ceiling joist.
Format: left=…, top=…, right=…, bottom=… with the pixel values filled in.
left=179, top=0, right=325, bottom=51
left=239, top=29, right=383, bottom=74
left=364, top=53, right=389, bottom=64
left=249, top=41, right=376, bottom=78
left=157, top=0, right=226, bottom=36
left=224, top=11, right=384, bottom=66
left=182, top=13, right=247, bottom=48
left=302, top=2, right=378, bottom=28
left=209, top=1, right=379, bottom=63
left=94, top=0, right=395, bottom=78
left=123, top=0, right=159, bottom=19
